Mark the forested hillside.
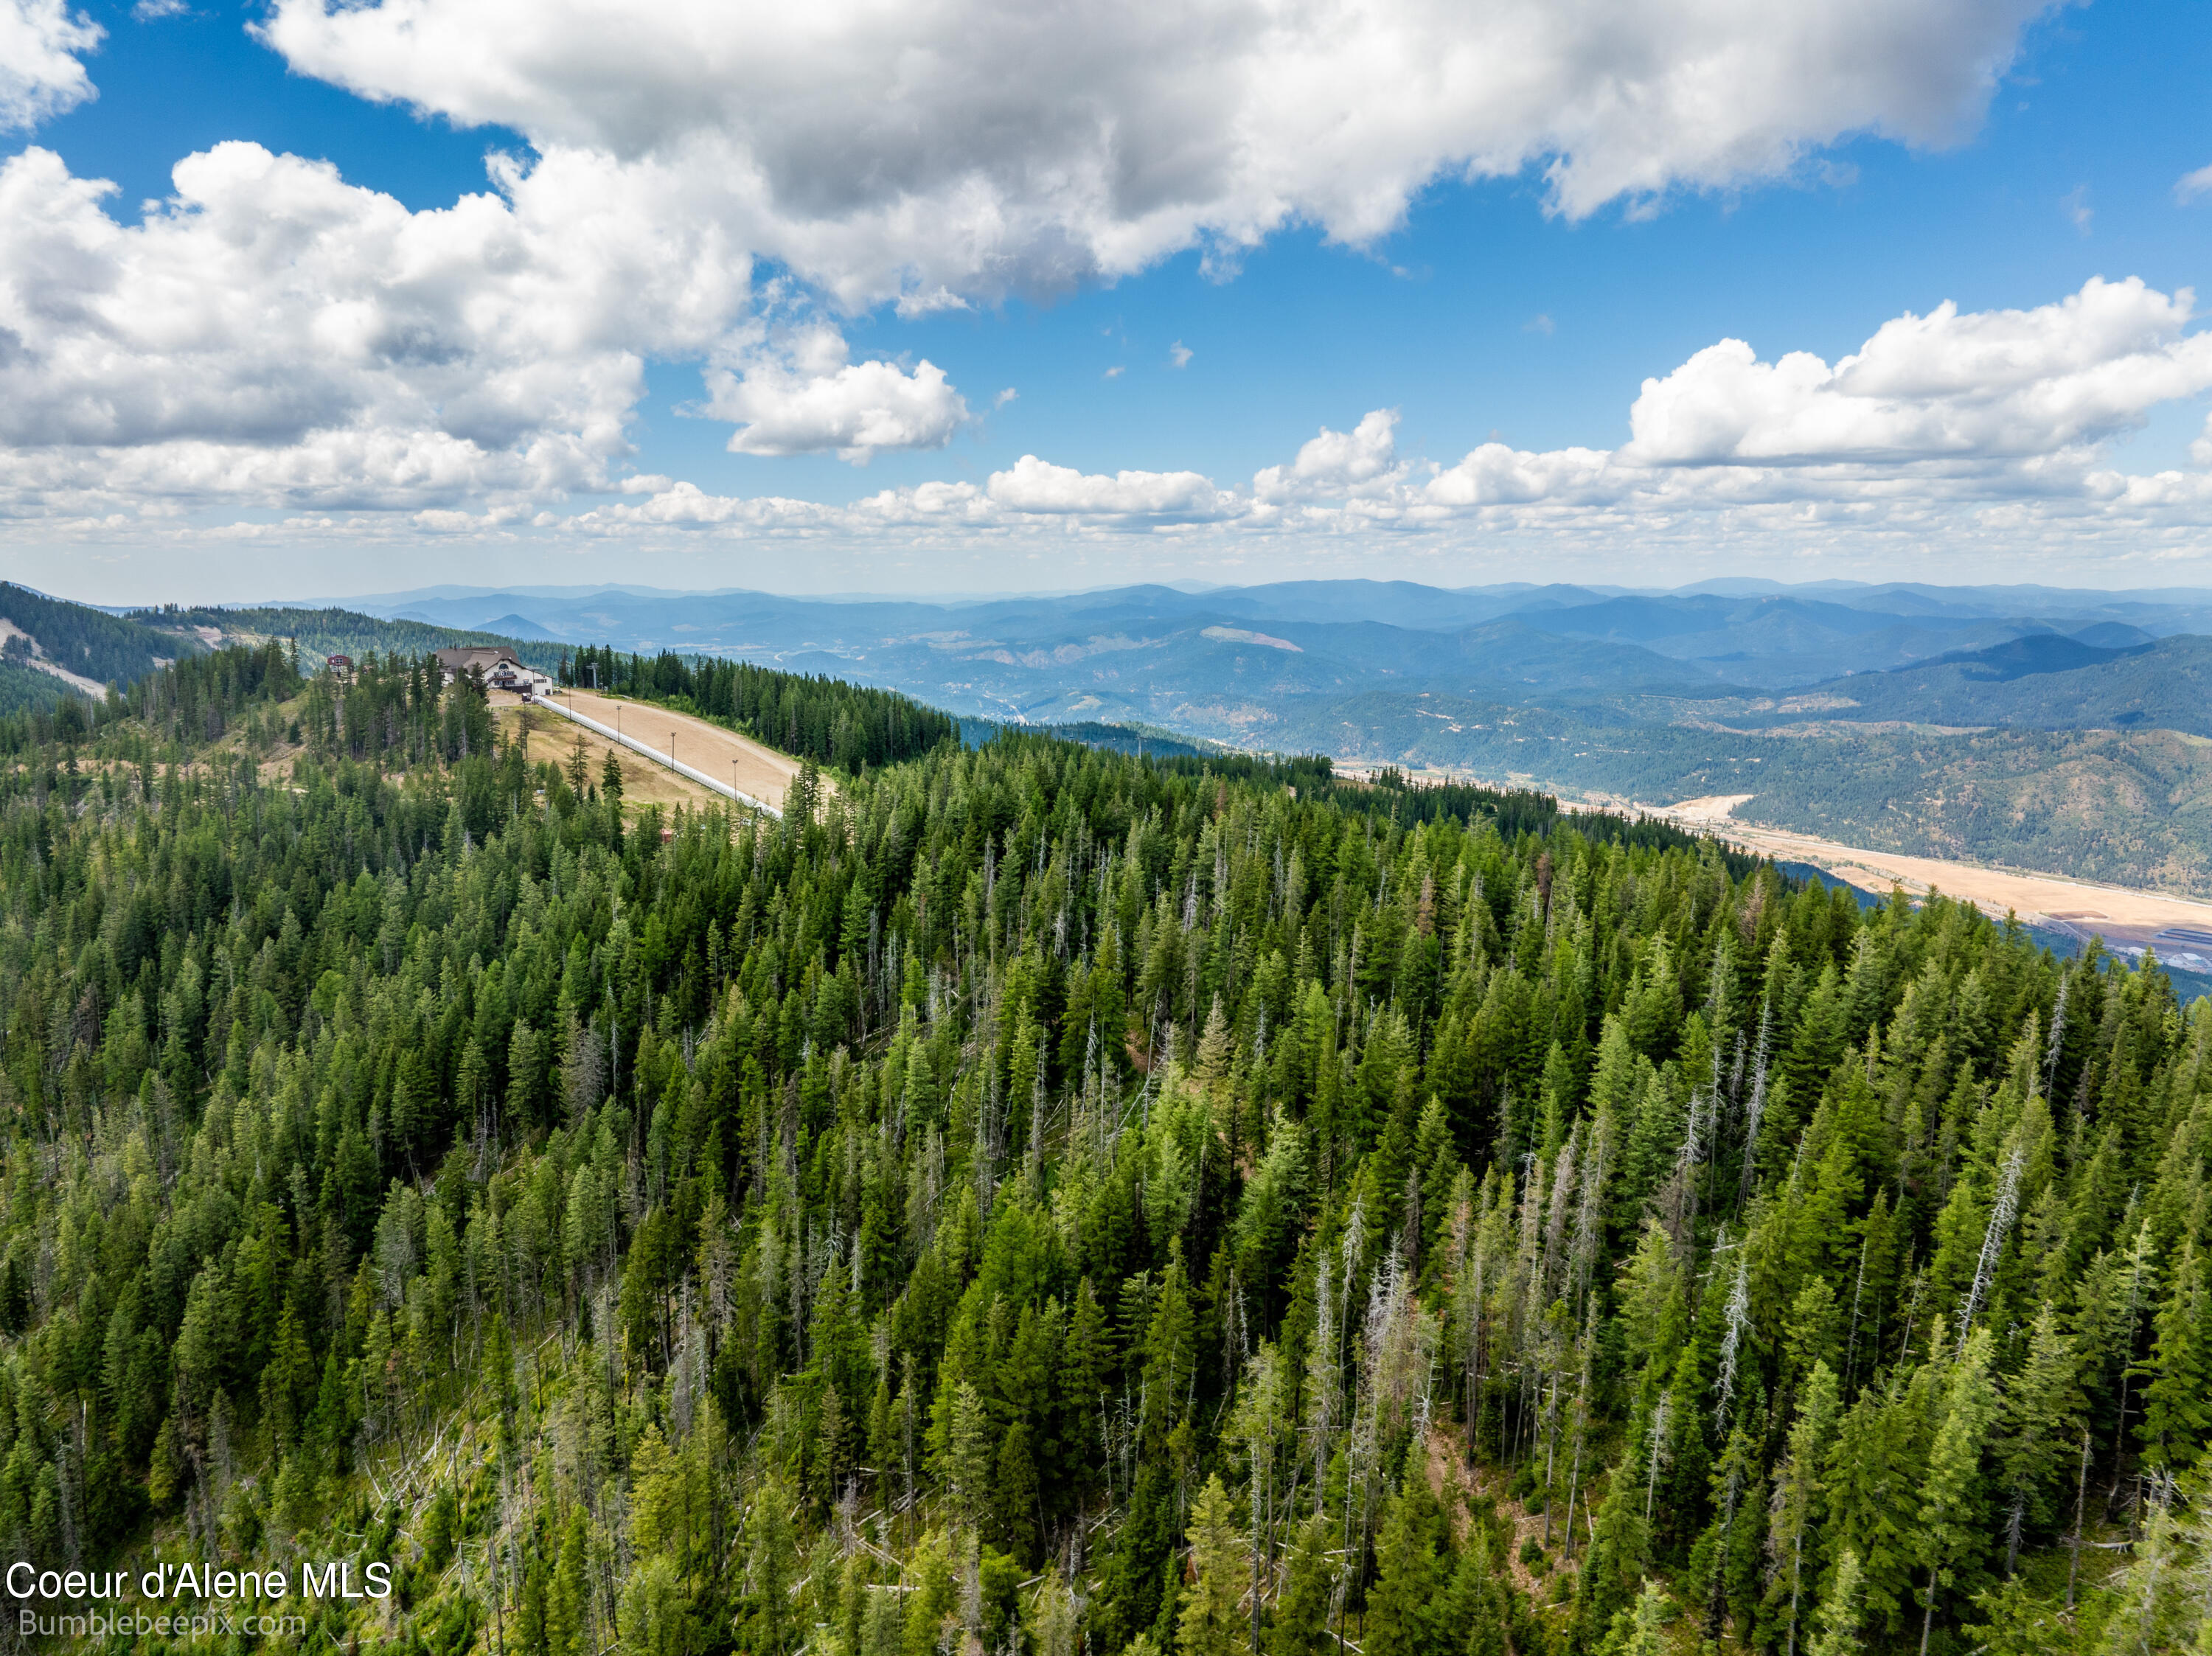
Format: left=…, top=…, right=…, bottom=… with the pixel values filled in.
left=0, top=584, right=199, bottom=689
left=0, top=660, right=77, bottom=721
left=1273, top=693, right=2212, bottom=897
left=133, top=605, right=566, bottom=676
left=1773, top=634, right=2210, bottom=737
left=959, top=722, right=1220, bottom=762
left=0, top=646, right=2208, bottom=1656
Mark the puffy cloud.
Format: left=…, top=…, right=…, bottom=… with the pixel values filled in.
left=1424, top=443, right=1621, bottom=508
left=965, top=276, right=2212, bottom=542
left=581, top=481, right=847, bottom=531
left=0, top=0, right=2073, bottom=535
left=0, top=137, right=980, bottom=504
left=987, top=456, right=1227, bottom=518
left=2177, top=163, right=2212, bottom=204
left=703, top=324, right=969, bottom=462
left=1253, top=409, right=1406, bottom=503
left=258, top=0, right=2056, bottom=306
left=16, top=255, right=2212, bottom=574
left=575, top=456, right=1229, bottom=538
left=568, top=474, right=998, bottom=536
left=0, top=141, right=753, bottom=510
left=1623, top=277, right=2212, bottom=466
left=0, top=0, right=99, bottom=133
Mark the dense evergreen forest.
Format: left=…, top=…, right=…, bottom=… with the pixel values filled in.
left=0, top=661, right=77, bottom=723
left=0, top=645, right=2207, bottom=1656
left=957, top=723, right=1218, bottom=765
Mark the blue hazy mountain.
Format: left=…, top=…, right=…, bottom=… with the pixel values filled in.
left=336, top=577, right=2212, bottom=722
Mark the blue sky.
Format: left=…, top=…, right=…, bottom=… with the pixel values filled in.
left=4, top=0, right=2211, bottom=600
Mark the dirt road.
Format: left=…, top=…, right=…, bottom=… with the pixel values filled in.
left=1661, top=793, right=2212, bottom=962
left=499, top=699, right=720, bottom=813
left=500, top=689, right=804, bottom=814
left=562, top=689, right=801, bottom=811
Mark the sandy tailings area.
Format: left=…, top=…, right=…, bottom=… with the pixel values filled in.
left=1660, top=794, right=2212, bottom=967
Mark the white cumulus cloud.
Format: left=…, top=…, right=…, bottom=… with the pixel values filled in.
left=257, top=0, right=2058, bottom=307
left=987, top=456, right=1225, bottom=517
left=15, top=177, right=2212, bottom=577
left=0, top=0, right=2075, bottom=534
left=0, top=141, right=754, bottom=511
left=1254, top=409, right=1406, bottom=503
left=703, top=323, right=969, bottom=462
left=1622, top=276, right=2212, bottom=467
left=1, top=0, right=100, bottom=132
left=145, top=264, right=2212, bottom=580
left=1424, top=443, right=1620, bottom=508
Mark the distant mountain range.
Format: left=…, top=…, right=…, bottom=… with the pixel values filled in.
left=324, top=574, right=2212, bottom=720
left=310, top=575, right=2212, bottom=894
left=1728, top=633, right=2208, bottom=734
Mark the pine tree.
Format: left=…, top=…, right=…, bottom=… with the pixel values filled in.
left=550, top=1506, right=591, bottom=1656
left=2136, top=1239, right=2209, bottom=1475
left=1825, top=1374, right=1925, bottom=1634
left=1143, top=1249, right=1197, bottom=1454
left=1766, top=1360, right=1839, bottom=1656
left=745, top=1477, right=799, bottom=1656
left=1963, top=1576, right=2076, bottom=1656
left=1603, top=1579, right=1669, bottom=1656
left=815, top=1380, right=850, bottom=1509
left=1363, top=1481, right=1447, bottom=1656
left=946, top=1381, right=993, bottom=1534
left=1445, top=1531, right=1512, bottom=1656
left=1915, top=1327, right=2000, bottom=1655
left=619, top=1556, right=692, bottom=1656
left=518, top=1546, right=550, bottom=1656
left=1060, top=1278, right=1112, bottom=1500
left=1804, top=1548, right=1865, bottom=1656
left=1178, top=1475, right=1247, bottom=1656
left=995, top=1422, right=1041, bottom=1565
left=1995, top=1303, right=2081, bottom=1570
left=1267, top=1511, right=1338, bottom=1656
left=1196, top=995, right=1233, bottom=1082
left=1097, top=1462, right=1178, bottom=1656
